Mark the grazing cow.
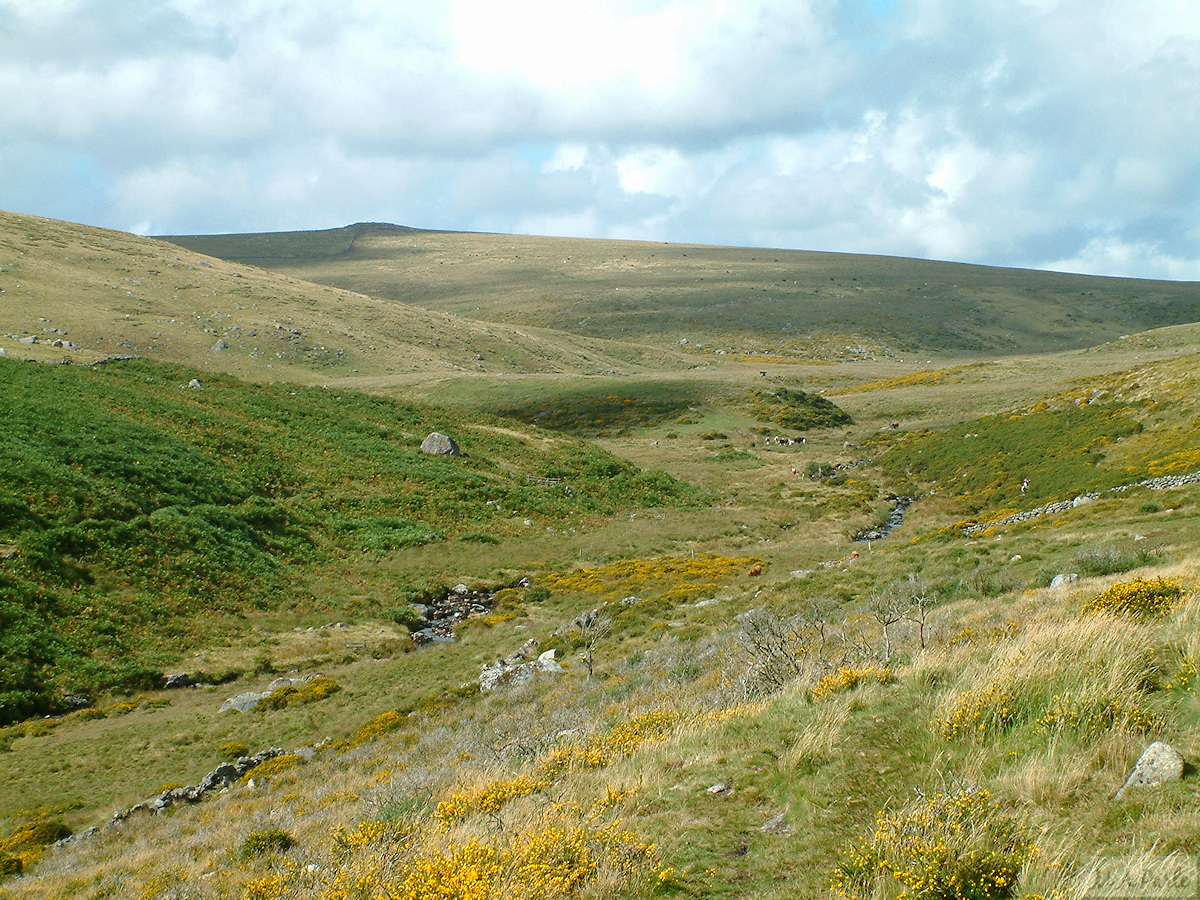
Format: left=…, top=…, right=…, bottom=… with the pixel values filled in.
left=747, top=563, right=764, bottom=576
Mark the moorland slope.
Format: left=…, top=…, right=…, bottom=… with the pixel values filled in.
left=4, top=211, right=1200, bottom=900
left=0, top=355, right=702, bottom=725
left=0, top=211, right=686, bottom=383
left=164, top=222, right=1200, bottom=358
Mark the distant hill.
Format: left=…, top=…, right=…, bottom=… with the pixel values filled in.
left=164, top=223, right=1200, bottom=357
left=0, top=210, right=687, bottom=382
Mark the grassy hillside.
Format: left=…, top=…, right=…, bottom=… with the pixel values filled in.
left=0, top=356, right=704, bottom=724
left=164, top=223, right=1200, bottom=358
left=6, top=442, right=1200, bottom=898
left=5, top=212, right=1200, bottom=900
left=0, top=211, right=688, bottom=382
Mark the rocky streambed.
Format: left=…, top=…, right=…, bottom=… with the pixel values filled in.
left=854, top=496, right=916, bottom=543
left=407, top=580, right=528, bottom=645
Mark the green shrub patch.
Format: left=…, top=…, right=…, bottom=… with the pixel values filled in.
left=0, top=358, right=705, bottom=724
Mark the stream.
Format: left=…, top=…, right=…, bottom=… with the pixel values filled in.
left=854, top=496, right=916, bottom=543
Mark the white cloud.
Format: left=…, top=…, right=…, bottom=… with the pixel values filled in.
left=543, top=144, right=589, bottom=173
left=1047, top=236, right=1200, bottom=281
left=451, top=0, right=685, bottom=92
left=0, top=0, right=1196, bottom=278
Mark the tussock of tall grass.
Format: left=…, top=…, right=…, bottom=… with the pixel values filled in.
left=1065, top=854, right=1195, bottom=900
left=433, top=703, right=751, bottom=829
left=779, top=701, right=850, bottom=772
left=995, top=729, right=1141, bottom=809
left=12, top=549, right=1200, bottom=900
left=9, top=714, right=674, bottom=900
left=1030, top=846, right=1200, bottom=900
left=7, top=667, right=747, bottom=899
left=933, top=618, right=1168, bottom=742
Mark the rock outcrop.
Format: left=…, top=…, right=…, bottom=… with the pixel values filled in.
left=480, top=649, right=563, bottom=691
left=220, top=691, right=272, bottom=713
left=64, top=747, right=291, bottom=841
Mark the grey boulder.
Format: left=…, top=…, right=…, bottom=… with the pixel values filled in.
left=420, top=432, right=463, bottom=457
left=1115, top=742, right=1185, bottom=800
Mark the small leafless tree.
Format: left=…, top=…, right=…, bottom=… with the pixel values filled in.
left=900, top=573, right=937, bottom=651
left=868, top=588, right=907, bottom=664
left=574, top=609, right=612, bottom=680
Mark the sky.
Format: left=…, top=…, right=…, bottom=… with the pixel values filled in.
left=1, top=0, right=1198, bottom=280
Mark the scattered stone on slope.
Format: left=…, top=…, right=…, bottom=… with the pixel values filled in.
left=706, top=782, right=734, bottom=796
left=1114, top=742, right=1185, bottom=800
left=211, top=338, right=227, bottom=352
left=480, top=649, right=563, bottom=692
left=758, top=812, right=795, bottom=835
left=1049, top=573, right=1078, bottom=589
left=53, top=747, right=291, bottom=844
left=163, top=673, right=192, bottom=689
left=420, top=431, right=463, bottom=457
left=503, top=638, right=541, bottom=666
left=187, top=378, right=202, bottom=389
left=219, top=691, right=272, bottom=713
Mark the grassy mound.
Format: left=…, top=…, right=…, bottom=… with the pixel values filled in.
left=741, top=386, right=853, bottom=431
left=496, top=380, right=702, bottom=435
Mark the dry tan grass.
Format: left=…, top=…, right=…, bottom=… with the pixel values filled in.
left=778, top=699, right=850, bottom=772
left=0, top=210, right=688, bottom=384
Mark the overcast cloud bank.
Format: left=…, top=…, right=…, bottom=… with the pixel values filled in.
left=1, top=0, right=1198, bottom=279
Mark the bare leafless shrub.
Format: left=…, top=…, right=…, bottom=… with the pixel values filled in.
left=734, top=602, right=845, bottom=697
